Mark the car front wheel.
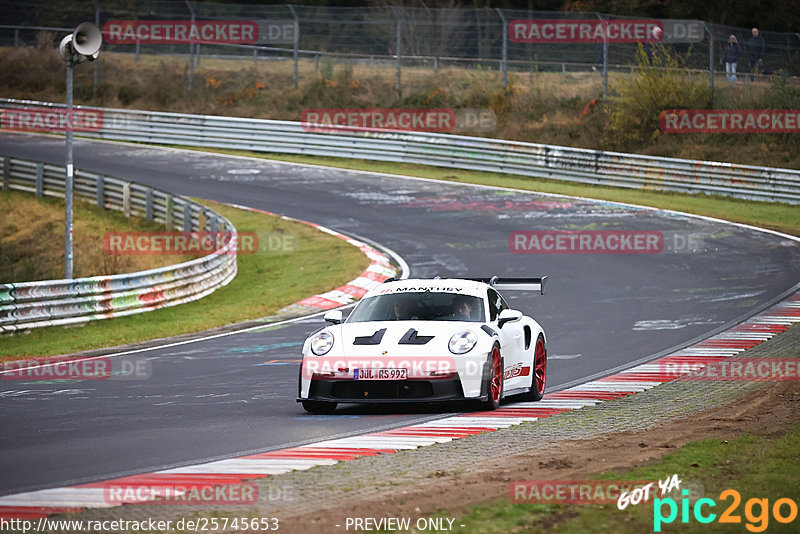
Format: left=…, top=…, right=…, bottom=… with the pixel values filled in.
left=481, top=343, right=503, bottom=410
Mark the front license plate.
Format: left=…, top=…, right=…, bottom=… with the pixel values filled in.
left=354, top=368, right=407, bottom=380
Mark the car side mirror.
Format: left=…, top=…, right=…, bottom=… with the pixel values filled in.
left=498, top=309, right=522, bottom=328
left=323, top=310, right=343, bottom=325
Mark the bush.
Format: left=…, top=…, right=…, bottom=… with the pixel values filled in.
left=604, top=45, right=710, bottom=150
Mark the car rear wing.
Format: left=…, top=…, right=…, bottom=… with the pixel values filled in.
left=467, top=276, right=548, bottom=295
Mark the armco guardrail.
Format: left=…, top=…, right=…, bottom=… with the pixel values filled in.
left=0, top=154, right=237, bottom=333
left=2, top=99, right=799, bottom=204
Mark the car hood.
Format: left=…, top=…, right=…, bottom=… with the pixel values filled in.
left=320, top=320, right=487, bottom=357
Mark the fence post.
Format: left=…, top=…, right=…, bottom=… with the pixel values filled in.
left=14, top=28, right=19, bottom=47
left=496, top=8, right=508, bottom=90
left=35, top=163, right=43, bottom=198
left=135, top=40, right=140, bottom=61
left=705, top=23, right=715, bottom=108
left=391, top=6, right=402, bottom=97
left=288, top=5, right=299, bottom=89
left=185, top=0, right=195, bottom=93
left=253, top=47, right=257, bottom=66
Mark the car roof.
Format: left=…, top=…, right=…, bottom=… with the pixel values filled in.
left=363, top=278, right=488, bottom=299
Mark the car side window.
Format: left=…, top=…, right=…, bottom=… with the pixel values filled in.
left=487, top=288, right=510, bottom=322
left=487, top=288, right=505, bottom=322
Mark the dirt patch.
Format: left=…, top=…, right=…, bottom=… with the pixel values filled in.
left=275, top=380, right=800, bottom=533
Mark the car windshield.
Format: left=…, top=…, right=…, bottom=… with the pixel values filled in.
left=347, top=292, right=485, bottom=323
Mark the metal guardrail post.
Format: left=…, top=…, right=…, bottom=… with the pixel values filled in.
left=35, top=162, right=43, bottom=198
left=2, top=156, right=9, bottom=192
left=288, top=5, right=299, bottom=90
left=166, top=195, right=174, bottom=231
left=145, top=188, right=154, bottom=221
left=183, top=202, right=192, bottom=233
left=96, top=175, right=104, bottom=208
left=496, top=8, right=508, bottom=90
left=122, top=182, right=131, bottom=217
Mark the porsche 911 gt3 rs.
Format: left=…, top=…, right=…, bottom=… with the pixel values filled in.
left=297, top=276, right=548, bottom=414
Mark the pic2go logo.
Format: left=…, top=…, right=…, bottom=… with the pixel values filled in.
left=654, top=489, right=798, bottom=532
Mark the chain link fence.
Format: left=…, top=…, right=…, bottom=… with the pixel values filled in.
left=1, top=1, right=799, bottom=97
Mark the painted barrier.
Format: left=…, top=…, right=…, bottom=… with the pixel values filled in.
left=2, top=98, right=799, bottom=203
left=0, top=155, right=237, bottom=333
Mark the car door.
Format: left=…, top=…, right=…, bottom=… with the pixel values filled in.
left=487, top=288, right=526, bottom=389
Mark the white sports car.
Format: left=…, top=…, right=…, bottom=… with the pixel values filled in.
left=297, top=276, right=548, bottom=414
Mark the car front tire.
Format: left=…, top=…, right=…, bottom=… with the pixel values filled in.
left=480, top=343, right=503, bottom=410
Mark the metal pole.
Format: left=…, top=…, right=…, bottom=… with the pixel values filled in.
left=14, top=28, right=19, bottom=47
left=496, top=8, right=508, bottom=90
left=602, top=40, right=608, bottom=97
left=596, top=13, right=608, bottom=98
left=65, top=59, right=75, bottom=279
left=705, top=23, right=714, bottom=108
left=288, top=5, right=299, bottom=89
left=185, top=0, right=195, bottom=93
left=391, top=7, right=401, bottom=97
left=93, top=0, right=99, bottom=98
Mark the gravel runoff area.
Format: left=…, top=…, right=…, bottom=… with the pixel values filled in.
left=41, top=322, right=800, bottom=534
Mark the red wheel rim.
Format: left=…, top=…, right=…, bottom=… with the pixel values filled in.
left=490, top=346, right=502, bottom=404
left=535, top=337, right=547, bottom=395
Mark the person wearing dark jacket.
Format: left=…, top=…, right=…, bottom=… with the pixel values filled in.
left=721, top=35, right=741, bottom=81
left=747, top=27, right=766, bottom=81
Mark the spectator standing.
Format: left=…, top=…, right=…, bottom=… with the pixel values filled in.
left=747, top=27, right=766, bottom=81
left=721, top=34, right=741, bottom=81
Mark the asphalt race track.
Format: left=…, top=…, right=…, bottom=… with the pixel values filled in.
left=1, top=134, right=799, bottom=496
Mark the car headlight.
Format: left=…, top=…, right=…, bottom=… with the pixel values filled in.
left=310, top=331, right=334, bottom=355
left=449, top=330, right=477, bottom=355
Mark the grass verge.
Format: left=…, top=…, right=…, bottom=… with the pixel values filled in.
left=177, top=148, right=800, bottom=237
left=0, top=199, right=369, bottom=360
left=452, top=422, right=800, bottom=533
